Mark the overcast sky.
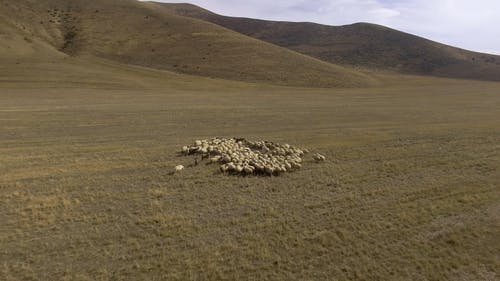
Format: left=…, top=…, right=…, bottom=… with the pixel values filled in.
left=155, top=0, right=500, bottom=55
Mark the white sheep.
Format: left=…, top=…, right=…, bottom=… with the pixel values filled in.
left=180, top=137, right=311, bottom=176
left=235, top=165, right=243, bottom=173
left=220, top=164, right=229, bottom=173
left=313, top=153, right=326, bottom=162
left=174, top=165, right=184, bottom=172
left=210, top=156, right=222, bottom=163
left=243, top=166, right=254, bottom=174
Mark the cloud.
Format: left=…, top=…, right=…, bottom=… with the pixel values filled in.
left=155, top=0, right=500, bottom=54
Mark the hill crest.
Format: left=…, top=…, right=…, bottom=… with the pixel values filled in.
left=0, top=0, right=375, bottom=88
left=161, top=2, right=500, bottom=82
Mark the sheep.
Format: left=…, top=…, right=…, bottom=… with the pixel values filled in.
left=174, top=165, right=184, bottom=172
left=313, top=153, right=326, bottom=162
left=220, top=164, right=229, bottom=173
left=264, top=166, right=274, bottom=175
left=179, top=137, right=316, bottom=176
left=227, top=162, right=236, bottom=171
left=262, top=145, right=270, bottom=153
left=243, top=165, right=254, bottom=175
left=210, top=156, right=221, bottom=163
left=222, top=154, right=231, bottom=163
left=201, top=152, right=210, bottom=160
left=290, top=161, right=301, bottom=169
left=235, top=165, right=243, bottom=173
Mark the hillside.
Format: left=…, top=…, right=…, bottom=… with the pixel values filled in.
left=0, top=0, right=374, bottom=87
left=163, top=3, right=500, bottom=81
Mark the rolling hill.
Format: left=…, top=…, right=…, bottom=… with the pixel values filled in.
left=162, top=3, right=500, bottom=81
left=0, top=0, right=374, bottom=87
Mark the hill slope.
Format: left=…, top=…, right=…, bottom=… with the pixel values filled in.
left=0, top=0, right=374, bottom=87
left=163, top=3, right=500, bottom=81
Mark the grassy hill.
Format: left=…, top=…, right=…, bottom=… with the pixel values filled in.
left=0, top=0, right=374, bottom=87
left=163, top=3, right=500, bottom=81
left=0, top=1, right=64, bottom=61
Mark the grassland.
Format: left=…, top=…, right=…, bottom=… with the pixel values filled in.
left=1, top=58, right=499, bottom=280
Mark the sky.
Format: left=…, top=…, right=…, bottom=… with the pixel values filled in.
left=155, top=0, right=500, bottom=55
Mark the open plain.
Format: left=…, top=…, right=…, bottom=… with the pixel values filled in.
left=1, top=0, right=500, bottom=279
left=1, top=57, right=499, bottom=280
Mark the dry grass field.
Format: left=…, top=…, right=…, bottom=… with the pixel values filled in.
left=1, top=58, right=499, bottom=280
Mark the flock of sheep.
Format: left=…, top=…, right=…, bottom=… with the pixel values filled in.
left=176, top=137, right=325, bottom=176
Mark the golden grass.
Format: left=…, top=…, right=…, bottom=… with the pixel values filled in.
left=0, top=0, right=374, bottom=88
left=0, top=58, right=499, bottom=280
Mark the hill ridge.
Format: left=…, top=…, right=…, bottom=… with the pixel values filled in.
left=161, top=2, right=500, bottom=82
left=0, top=0, right=375, bottom=88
